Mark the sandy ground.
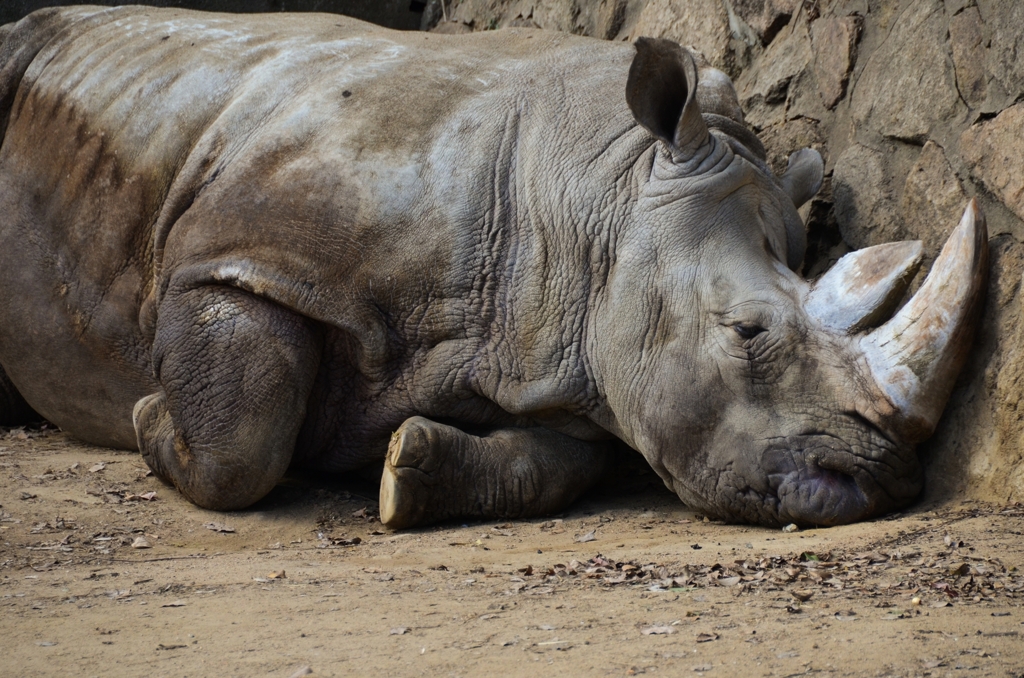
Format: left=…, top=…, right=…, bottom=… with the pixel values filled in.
left=1, top=424, right=1022, bottom=678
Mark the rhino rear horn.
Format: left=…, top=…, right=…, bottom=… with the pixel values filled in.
left=860, top=199, right=989, bottom=443
left=806, top=240, right=924, bottom=334
left=626, top=37, right=709, bottom=158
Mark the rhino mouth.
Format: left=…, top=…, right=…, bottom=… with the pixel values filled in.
left=764, top=434, right=922, bottom=527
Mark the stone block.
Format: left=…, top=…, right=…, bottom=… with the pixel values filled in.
left=900, top=141, right=967, bottom=255
left=735, top=10, right=811, bottom=128
left=628, top=0, right=732, bottom=73
left=850, top=0, right=960, bottom=142
left=810, top=14, right=861, bottom=109
left=961, top=103, right=1024, bottom=223
left=832, top=143, right=900, bottom=250
left=948, top=5, right=987, bottom=108
left=977, top=0, right=1024, bottom=109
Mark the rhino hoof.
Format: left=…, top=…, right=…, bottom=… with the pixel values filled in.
left=379, top=417, right=447, bottom=530
left=133, top=392, right=177, bottom=482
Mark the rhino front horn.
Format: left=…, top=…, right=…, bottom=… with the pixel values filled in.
left=860, top=199, right=988, bottom=443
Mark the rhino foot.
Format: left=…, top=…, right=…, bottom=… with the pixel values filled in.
left=132, top=391, right=178, bottom=483
left=380, top=416, right=459, bottom=530
left=134, top=284, right=322, bottom=511
left=380, top=416, right=614, bottom=530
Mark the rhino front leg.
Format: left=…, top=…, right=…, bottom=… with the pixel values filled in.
left=134, top=284, right=320, bottom=510
left=379, top=417, right=612, bottom=529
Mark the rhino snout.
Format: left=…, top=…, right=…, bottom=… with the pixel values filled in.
left=761, top=434, right=922, bottom=527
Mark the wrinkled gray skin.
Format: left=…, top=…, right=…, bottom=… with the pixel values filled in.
left=0, top=7, right=986, bottom=529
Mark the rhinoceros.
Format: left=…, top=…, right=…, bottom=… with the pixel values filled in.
left=0, top=6, right=987, bottom=529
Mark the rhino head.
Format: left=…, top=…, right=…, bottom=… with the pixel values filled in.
left=593, top=39, right=988, bottom=526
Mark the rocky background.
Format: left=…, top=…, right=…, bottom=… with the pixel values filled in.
left=429, top=0, right=1024, bottom=506
left=5, top=1, right=1021, bottom=506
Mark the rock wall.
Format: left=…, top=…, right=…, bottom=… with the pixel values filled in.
left=431, top=0, right=1024, bottom=505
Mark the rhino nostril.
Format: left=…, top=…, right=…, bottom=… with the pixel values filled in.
left=814, top=464, right=857, bottom=492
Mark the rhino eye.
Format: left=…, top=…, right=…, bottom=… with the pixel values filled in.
left=733, top=323, right=766, bottom=340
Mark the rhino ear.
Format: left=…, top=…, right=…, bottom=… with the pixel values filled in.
left=780, top=149, right=824, bottom=209
left=626, top=37, right=709, bottom=158
left=806, top=240, right=924, bottom=334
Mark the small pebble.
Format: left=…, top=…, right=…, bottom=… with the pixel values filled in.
left=782, top=523, right=799, bottom=533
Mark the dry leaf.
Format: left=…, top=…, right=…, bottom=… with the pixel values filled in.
left=267, top=570, right=286, bottom=579
left=574, top=530, right=597, bottom=543
left=389, top=627, right=409, bottom=635
left=641, top=626, right=675, bottom=635
left=695, top=633, right=719, bottom=643
left=89, top=463, right=106, bottom=473
left=791, top=589, right=814, bottom=602
left=131, top=536, right=151, bottom=549
left=161, top=600, right=186, bottom=607
left=203, top=522, right=235, bottom=533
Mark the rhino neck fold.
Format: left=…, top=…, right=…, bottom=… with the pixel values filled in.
left=451, top=118, right=657, bottom=433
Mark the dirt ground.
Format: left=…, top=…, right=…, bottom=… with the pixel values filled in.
left=1, top=424, right=1022, bottom=678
